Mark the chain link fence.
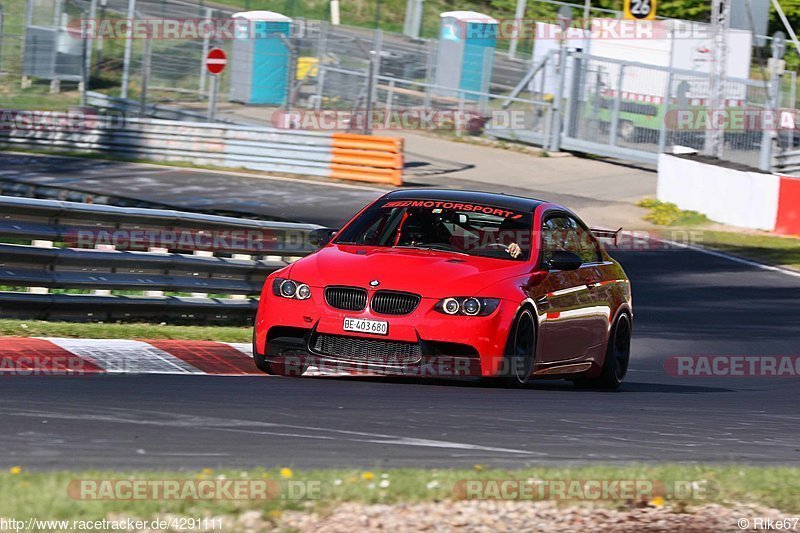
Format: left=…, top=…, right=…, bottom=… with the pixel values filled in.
left=556, top=51, right=795, bottom=169
left=4, top=0, right=799, bottom=172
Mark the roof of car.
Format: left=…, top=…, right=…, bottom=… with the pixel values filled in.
left=382, top=189, right=546, bottom=212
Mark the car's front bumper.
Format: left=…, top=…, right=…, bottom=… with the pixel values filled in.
left=261, top=324, right=483, bottom=377
left=254, top=291, right=518, bottom=377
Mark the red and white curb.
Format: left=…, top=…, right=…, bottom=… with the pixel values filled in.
left=0, top=337, right=340, bottom=376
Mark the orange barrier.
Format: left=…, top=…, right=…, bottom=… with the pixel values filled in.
left=330, top=133, right=404, bottom=186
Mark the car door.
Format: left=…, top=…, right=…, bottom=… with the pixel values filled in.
left=537, top=213, right=609, bottom=363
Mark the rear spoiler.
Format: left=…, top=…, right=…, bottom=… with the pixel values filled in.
left=590, top=227, right=623, bottom=245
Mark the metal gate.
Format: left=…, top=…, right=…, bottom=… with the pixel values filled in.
left=555, top=51, right=782, bottom=168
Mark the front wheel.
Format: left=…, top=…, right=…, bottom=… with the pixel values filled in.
left=253, top=333, right=307, bottom=376
left=486, top=308, right=536, bottom=387
left=254, top=351, right=308, bottom=376
left=574, top=313, right=631, bottom=390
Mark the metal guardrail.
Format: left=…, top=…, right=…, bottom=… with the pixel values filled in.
left=0, top=115, right=404, bottom=184
left=775, top=149, right=800, bottom=175
left=85, top=91, right=234, bottom=124
left=0, top=195, right=322, bottom=324
left=0, top=116, right=335, bottom=178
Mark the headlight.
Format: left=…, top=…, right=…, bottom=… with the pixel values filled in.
left=434, top=297, right=500, bottom=316
left=272, top=278, right=312, bottom=300
left=462, top=298, right=481, bottom=316
left=442, top=297, right=460, bottom=315
left=296, top=283, right=312, bottom=300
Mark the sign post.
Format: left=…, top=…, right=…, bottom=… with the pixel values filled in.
left=205, top=47, right=227, bottom=122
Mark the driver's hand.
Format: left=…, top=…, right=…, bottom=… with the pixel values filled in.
left=507, top=242, right=522, bottom=258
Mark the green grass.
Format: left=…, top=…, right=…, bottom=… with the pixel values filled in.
left=0, top=319, right=252, bottom=342
left=698, top=230, right=800, bottom=271
left=637, top=198, right=800, bottom=270
left=638, top=198, right=710, bottom=227
left=1, top=465, right=799, bottom=522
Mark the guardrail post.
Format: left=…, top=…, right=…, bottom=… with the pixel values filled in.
left=28, top=240, right=53, bottom=294
left=230, top=253, right=252, bottom=300
left=145, top=246, right=168, bottom=297
left=191, top=250, right=214, bottom=298
left=93, top=244, right=116, bottom=296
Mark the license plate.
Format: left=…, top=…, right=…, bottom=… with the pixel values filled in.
left=343, top=317, right=389, bottom=335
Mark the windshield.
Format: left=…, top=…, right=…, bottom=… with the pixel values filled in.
left=335, top=199, right=533, bottom=261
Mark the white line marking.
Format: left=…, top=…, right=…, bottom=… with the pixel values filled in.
left=663, top=239, right=800, bottom=280
left=2, top=406, right=542, bottom=456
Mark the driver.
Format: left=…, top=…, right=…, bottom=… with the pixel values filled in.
left=495, top=218, right=526, bottom=259
left=397, top=209, right=438, bottom=246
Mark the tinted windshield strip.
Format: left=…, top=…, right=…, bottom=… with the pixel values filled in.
left=382, top=200, right=525, bottom=220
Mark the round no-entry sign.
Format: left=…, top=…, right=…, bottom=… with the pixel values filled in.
left=205, top=48, right=227, bottom=75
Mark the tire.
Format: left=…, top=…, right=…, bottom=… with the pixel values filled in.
left=487, top=307, right=537, bottom=387
left=253, top=333, right=307, bottom=376
left=574, top=313, right=631, bottom=390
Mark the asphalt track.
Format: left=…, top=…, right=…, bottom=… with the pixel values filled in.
left=1, top=156, right=799, bottom=469
left=0, top=152, right=633, bottom=228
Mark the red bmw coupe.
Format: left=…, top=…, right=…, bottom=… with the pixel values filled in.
left=253, top=189, right=632, bottom=388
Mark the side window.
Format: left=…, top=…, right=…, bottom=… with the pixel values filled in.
left=574, top=223, right=602, bottom=265
left=541, top=215, right=601, bottom=266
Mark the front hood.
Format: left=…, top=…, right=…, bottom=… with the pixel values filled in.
left=287, top=244, right=525, bottom=298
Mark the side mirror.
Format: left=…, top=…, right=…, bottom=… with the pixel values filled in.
left=308, top=228, right=337, bottom=247
left=547, top=250, right=583, bottom=271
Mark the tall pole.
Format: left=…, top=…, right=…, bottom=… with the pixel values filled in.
left=207, top=74, right=218, bottom=121
left=583, top=0, right=591, bottom=26
left=139, top=34, right=151, bottom=116
left=199, top=7, right=213, bottom=98
left=84, top=0, right=98, bottom=92
left=95, top=0, right=107, bottom=78
left=508, top=0, right=527, bottom=59
left=704, top=0, right=729, bottom=159
left=759, top=32, right=784, bottom=171
left=120, top=0, right=136, bottom=99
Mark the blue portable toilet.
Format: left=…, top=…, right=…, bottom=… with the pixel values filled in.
left=229, top=11, right=292, bottom=105
left=434, top=11, right=498, bottom=100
